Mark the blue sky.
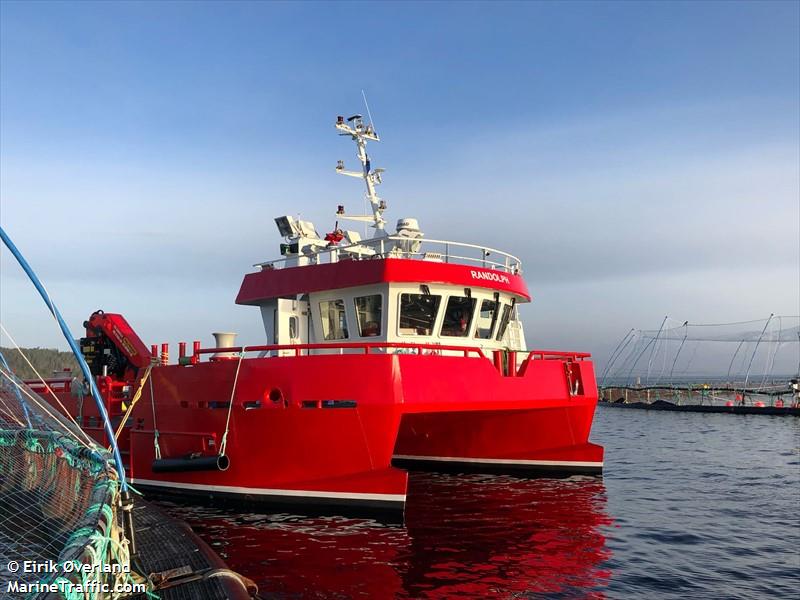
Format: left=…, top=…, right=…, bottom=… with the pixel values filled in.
left=1, top=1, right=798, bottom=368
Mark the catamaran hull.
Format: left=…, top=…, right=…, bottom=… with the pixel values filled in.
left=51, top=351, right=602, bottom=517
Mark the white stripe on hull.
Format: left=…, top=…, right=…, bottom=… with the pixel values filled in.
left=130, top=478, right=406, bottom=503
left=392, top=454, right=604, bottom=468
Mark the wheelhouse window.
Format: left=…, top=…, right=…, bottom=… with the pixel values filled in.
left=354, top=294, right=382, bottom=337
left=495, top=304, right=513, bottom=341
left=399, top=293, right=441, bottom=335
left=474, top=299, right=498, bottom=339
left=319, top=299, right=349, bottom=340
left=441, top=296, right=476, bottom=337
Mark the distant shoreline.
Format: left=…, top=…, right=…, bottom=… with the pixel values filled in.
left=0, top=346, right=79, bottom=380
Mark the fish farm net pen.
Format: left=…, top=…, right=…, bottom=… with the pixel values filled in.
left=0, top=363, right=150, bottom=599
left=600, top=315, right=800, bottom=408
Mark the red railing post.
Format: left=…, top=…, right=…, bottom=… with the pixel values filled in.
left=192, top=341, right=200, bottom=364
left=493, top=350, right=504, bottom=374
left=508, top=351, right=517, bottom=377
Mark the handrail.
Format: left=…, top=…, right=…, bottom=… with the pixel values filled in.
left=190, top=343, right=592, bottom=364
left=193, top=342, right=487, bottom=359
left=255, top=235, right=523, bottom=274
left=410, top=236, right=522, bottom=268
left=22, top=344, right=595, bottom=398
left=524, top=349, right=592, bottom=361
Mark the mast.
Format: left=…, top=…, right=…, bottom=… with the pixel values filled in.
left=335, top=114, right=387, bottom=236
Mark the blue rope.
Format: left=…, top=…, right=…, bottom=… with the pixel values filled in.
left=0, top=226, right=128, bottom=492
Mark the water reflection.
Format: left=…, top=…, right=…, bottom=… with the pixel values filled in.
left=160, top=473, right=612, bottom=599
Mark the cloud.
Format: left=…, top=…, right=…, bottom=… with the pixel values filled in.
left=2, top=99, right=797, bottom=368
left=389, top=102, right=798, bottom=286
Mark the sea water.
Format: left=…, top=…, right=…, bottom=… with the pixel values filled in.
left=159, top=406, right=800, bottom=599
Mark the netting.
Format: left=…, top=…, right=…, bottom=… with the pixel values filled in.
left=0, top=359, right=139, bottom=599
left=600, top=316, right=800, bottom=407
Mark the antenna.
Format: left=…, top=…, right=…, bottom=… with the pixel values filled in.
left=361, top=89, right=376, bottom=130
left=334, top=111, right=387, bottom=236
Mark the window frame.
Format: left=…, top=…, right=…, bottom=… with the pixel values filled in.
left=318, top=298, right=350, bottom=341
left=495, top=303, right=513, bottom=342
left=439, top=294, right=478, bottom=338
left=474, top=298, right=500, bottom=340
left=353, top=293, right=384, bottom=338
left=397, top=292, right=443, bottom=337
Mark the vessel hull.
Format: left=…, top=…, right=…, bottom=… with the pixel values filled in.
left=393, top=353, right=603, bottom=474
left=50, top=351, right=602, bottom=516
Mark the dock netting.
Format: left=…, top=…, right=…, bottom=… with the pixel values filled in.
left=0, top=364, right=141, bottom=599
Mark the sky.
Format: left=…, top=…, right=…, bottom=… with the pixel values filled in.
left=1, top=0, right=798, bottom=370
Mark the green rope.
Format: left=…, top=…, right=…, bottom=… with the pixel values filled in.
left=4, top=427, right=151, bottom=600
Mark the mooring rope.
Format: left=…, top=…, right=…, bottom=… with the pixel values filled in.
left=149, top=374, right=162, bottom=460
left=218, top=351, right=245, bottom=458
left=112, top=364, right=153, bottom=443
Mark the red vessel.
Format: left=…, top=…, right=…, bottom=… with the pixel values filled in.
left=38, top=114, right=603, bottom=517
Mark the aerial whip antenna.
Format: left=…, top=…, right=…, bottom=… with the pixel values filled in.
left=361, top=90, right=375, bottom=239
left=362, top=89, right=376, bottom=130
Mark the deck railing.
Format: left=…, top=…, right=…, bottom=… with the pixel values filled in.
left=24, top=345, right=593, bottom=390
left=191, top=342, right=487, bottom=360
left=255, top=235, right=523, bottom=274
left=520, top=350, right=592, bottom=361
left=185, top=342, right=591, bottom=374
